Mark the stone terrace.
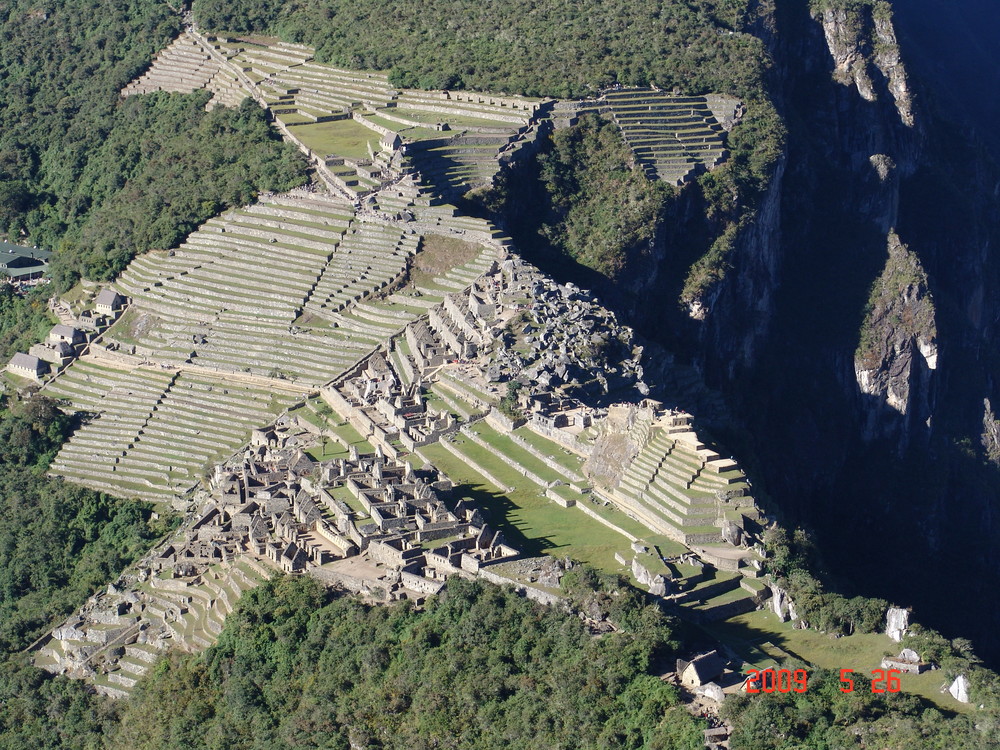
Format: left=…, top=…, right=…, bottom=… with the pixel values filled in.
left=601, top=89, right=739, bottom=185
left=581, top=402, right=764, bottom=578
left=46, top=360, right=296, bottom=503
left=108, top=192, right=418, bottom=386
left=36, top=556, right=274, bottom=699
left=154, top=33, right=543, bottom=200
left=122, top=32, right=223, bottom=99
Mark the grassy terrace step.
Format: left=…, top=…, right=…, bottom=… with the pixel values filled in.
left=389, top=348, right=414, bottom=386
left=575, top=495, right=654, bottom=539
left=315, top=413, right=375, bottom=454
left=434, top=374, right=493, bottom=410
left=467, top=422, right=571, bottom=485
left=509, top=429, right=587, bottom=475
left=609, top=481, right=719, bottom=540
left=426, top=384, right=475, bottom=420
left=469, top=422, right=568, bottom=483
left=436, top=370, right=496, bottom=404
left=418, top=442, right=630, bottom=572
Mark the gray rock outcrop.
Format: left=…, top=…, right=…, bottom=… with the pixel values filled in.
left=885, top=606, right=909, bottom=642
left=949, top=674, right=970, bottom=703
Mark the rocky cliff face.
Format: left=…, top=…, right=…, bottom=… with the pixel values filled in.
left=679, top=0, right=1000, bottom=664
left=821, top=4, right=914, bottom=127
left=854, top=231, right=937, bottom=445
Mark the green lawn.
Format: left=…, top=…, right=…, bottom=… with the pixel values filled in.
left=418, top=442, right=632, bottom=573
left=321, top=417, right=374, bottom=453
left=292, top=119, right=380, bottom=159
left=468, top=422, right=567, bottom=483
left=306, top=436, right=349, bottom=461
left=703, top=608, right=972, bottom=714
left=575, top=496, right=655, bottom=540
left=512, top=427, right=587, bottom=473
left=379, top=107, right=514, bottom=130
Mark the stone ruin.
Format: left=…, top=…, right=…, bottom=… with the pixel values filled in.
left=487, top=257, right=650, bottom=400
left=881, top=647, right=925, bottom=674
left=337, top=353, right=458, bottom=452
left=211, top=416, right=519, bottom=598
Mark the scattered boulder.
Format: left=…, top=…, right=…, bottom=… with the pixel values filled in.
left=949, top=674, right=970, bottom=703
left=695, top=681, right=726, bottom=703
left=647, top=574, right=669, bottom=597
left=630, top=557, right=672, bottom=597
left=721, top=520, right=743, bottom=547
left=770, top=584, right=796, bottom=622
left=536, top=557, right=566, bottom=589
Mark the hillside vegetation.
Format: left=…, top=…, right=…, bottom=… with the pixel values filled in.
left=193, top=0, right=768, bottom=98
left=486, top=114, right=671, bottom=281
left=53, top=94, right=307, bottom=286
left=5, top=571, right=998, bottom=749
left=0, top=392, right=173, bottom=748
left=0, top=393, right=174, bottom=652
left=0, top=0, right=307, bottom=287
left=108, top=575, right=706, bottom=750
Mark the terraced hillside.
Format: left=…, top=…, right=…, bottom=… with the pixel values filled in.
left=36, top=557, right=274, bottom=699
left=44, top=184, right=508, bottom=504
left=601, top=89, right=740, bottom=185
left=107, top=192, right=417, bottom=385
left=45, top=360, right=296, bottom=502
left=603, top=424, right=759, bottom=546
left=125, top=32, right=743, bottom=199
left=121, top=31, right=223, bottom=98
left=124, top=32, right=543, bottom=199
left=227, top=35, right=542, bottom=198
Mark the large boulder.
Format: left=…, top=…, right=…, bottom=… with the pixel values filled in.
left=949, top=674, right=970, bottom=703
left=885, top=607, right=909, bottom=642
left=770, top=584, right=792, bottom=622
left=721, top=520, right=743, bottom=546
left=631, top=557, right=671, bottom=596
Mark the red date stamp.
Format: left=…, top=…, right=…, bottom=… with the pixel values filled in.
left=745, top=668, right=903, bottom=694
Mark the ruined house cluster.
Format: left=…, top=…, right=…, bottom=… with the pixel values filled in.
left=6, top=289, right=127, bottom=382
left=337, top=354, right=458, bottom=452
left=486, top=257, right=650, bottom=399
left=202, top=415, right=518, bottom=599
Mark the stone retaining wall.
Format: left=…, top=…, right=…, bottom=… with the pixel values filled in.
left=526, top=420, right=592, bottom=457
left=477, top=566, right=563, bottom=606
left=428, top=440, right=512, bottom=493
left=459, top=426, right=549, bottom=488
left=574, top=499, right=639, bottom=542
left=507, top=431, right=585, bottom=483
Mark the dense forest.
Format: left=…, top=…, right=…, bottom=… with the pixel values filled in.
left=0, top=391, right=172, bottom=748
left=54, top=93, right=307, bottom=285
left=0, top=392, right=174, bottom=652
left=483, top=115, right=671, bottom=282
left=108, top=575, right=706, bottom=750
left=4, top=571, right=998, bottom=749
left=193, top=0, right=768, bottom=99
left=0, top=284, right=57, bottom=362
left=0, top=0, right=307, bottom=287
